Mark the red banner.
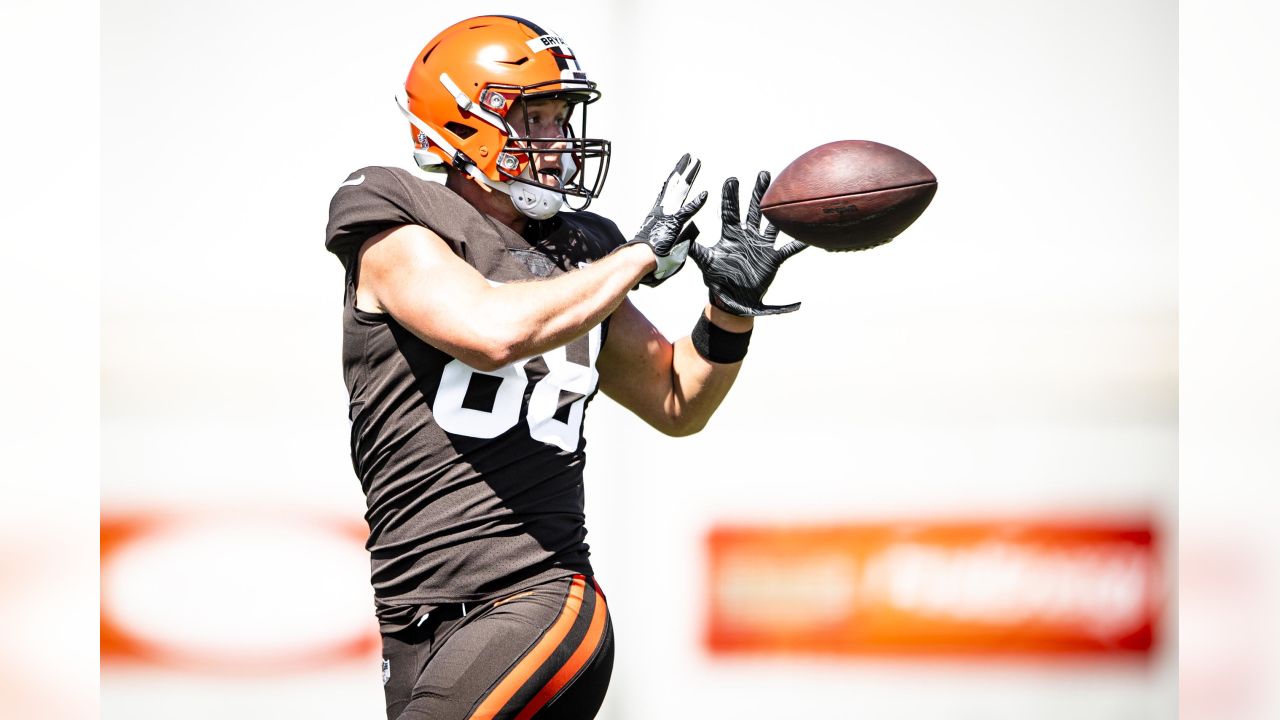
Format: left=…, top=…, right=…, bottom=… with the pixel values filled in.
left=706, top=521, right=1159, bottom=656
left=101, top=512, right=378, bottom=673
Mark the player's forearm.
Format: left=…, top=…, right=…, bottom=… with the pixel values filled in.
left=476, top=244, right=656, bottom=366
left=662, top=306, right=754, bottom=435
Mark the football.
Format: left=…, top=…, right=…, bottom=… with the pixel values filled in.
left=760, top=140, right=937, bottom=252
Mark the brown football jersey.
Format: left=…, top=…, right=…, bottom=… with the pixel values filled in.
left=325, top=166, right=627, bottom=632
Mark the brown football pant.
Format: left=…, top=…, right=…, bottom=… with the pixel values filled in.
left=381, top=574, right=614, bottom=720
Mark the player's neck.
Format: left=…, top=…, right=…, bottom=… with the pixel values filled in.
left=445, top=170, right=528, bottom=235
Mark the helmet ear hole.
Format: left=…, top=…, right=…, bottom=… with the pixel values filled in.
left=444, top=122, right=478, bottom=140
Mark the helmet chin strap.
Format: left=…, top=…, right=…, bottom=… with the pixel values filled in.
left=508, top=152, right=577, bottom=220
left=462, top=167, right=566, bottom=221
left=478, top=152, right=577, bottom=221
left=507, top=181, right=566, bottom=221
left=499, top=128, right=577, bottom=220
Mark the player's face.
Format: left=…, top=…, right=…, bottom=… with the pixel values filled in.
left=508, top=97, right=570, bottom=138
left=508, top=97, right=572, bottom=187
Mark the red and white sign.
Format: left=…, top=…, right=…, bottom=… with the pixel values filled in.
left=706, top=521, right=1160, bottom=656
left=101, top=512, right=379, bottom=673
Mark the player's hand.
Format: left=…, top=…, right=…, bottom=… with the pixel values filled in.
left=626, top=153, right=708, bottom=287
left=689, top=171, right=808, bottom=316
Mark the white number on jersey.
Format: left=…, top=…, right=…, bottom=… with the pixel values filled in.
left=433, top=324, right=602, bottom=451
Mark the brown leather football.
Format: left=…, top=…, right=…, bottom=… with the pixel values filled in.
left=760, top=140, right=937, bottom=252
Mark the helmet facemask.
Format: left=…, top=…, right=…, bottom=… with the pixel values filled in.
left=494, top=82, right=611, bottom=214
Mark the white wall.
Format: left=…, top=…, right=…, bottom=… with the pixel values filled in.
left=101, top=1, right=1176, bottom=718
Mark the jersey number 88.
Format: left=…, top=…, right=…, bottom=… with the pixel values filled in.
left=433, top=325, right=601, bottom=452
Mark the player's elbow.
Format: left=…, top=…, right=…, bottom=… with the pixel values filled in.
left=477, top=326, right=553, bottom=370
left=464, top=353, right=507, bottom=374
left=661, top=413, right=708, bottom=438
left=456, top=313, right=530, bottom=371
left=466, top=336, right=521, bottom=372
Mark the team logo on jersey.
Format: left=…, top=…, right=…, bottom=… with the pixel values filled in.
left=509, top=248, right=556, bottom=278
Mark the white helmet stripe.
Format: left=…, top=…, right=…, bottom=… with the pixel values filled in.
left=526, top=33, right=586, bottom=78
left=525, top=34, right=571, bottom=53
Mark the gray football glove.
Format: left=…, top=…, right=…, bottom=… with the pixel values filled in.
left=689, top=171, right=808, bottom=316
left=626, top=154, right=708, bottom=287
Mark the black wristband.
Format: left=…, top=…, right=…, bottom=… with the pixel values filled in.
left=690, top=313, right=752, bottom=364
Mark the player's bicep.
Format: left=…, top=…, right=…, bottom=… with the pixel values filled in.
left=358, top=224, right=500, bottom=366
left=597, top=299, right=677, bottom=431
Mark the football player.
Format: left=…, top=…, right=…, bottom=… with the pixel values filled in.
left=325, top=15, right=806, bottom=720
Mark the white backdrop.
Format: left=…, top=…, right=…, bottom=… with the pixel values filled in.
left=102, top=1, right=1176, bottom=718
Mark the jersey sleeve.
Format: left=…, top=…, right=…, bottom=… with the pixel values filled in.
left=325, top=166, right=443, bottom=269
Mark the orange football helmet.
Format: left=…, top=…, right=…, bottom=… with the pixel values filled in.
left=395, top=16, right=610, bottom=216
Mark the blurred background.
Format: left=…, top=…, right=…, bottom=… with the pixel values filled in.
left=95, top=0, right=1181, bottom=718
left=0, top=0, right=1235, bottom=717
